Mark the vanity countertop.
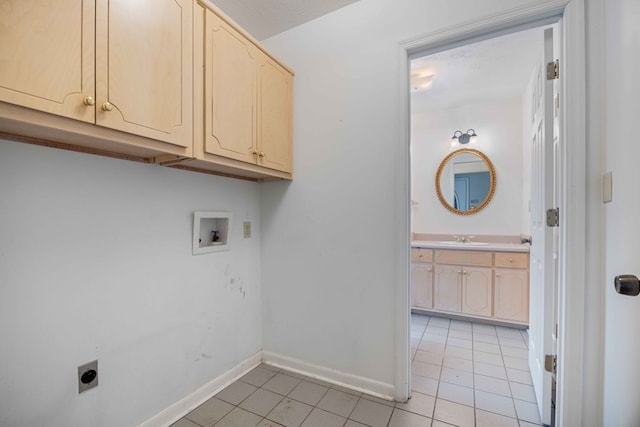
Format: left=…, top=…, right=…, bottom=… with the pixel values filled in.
left=411, top=240, right=530, bottom=253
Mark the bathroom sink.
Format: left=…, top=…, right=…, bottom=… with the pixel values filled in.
left=438, top=241, right=490, bottom=246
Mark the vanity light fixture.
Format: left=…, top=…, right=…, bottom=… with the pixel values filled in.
left=451, top=129, right=478, bottom=145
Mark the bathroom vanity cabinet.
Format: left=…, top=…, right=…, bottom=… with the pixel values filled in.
left=411, top=246, right=530, bottom=326
left=411, top=248, right=434, bottom=309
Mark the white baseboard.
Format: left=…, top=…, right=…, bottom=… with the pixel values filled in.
left=262, top=351, right=396, bottom=401
left=138, top=351, right=262, bottom=427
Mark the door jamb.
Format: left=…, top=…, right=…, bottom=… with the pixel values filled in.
left=395, top=1, right=587, bottom=425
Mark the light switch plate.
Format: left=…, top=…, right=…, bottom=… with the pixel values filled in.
left=602, top=171, right=613, bottom=203
left=243, top=221, right=251, bottom=238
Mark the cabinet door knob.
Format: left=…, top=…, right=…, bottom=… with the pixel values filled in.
left=427, top=267, right=432, bottom=272
left=457, top=270, right=462, bottom=274
left=496, top=274, right=502, bottom=278
left=258, top=151, right=265, bottom=158
left=418, top=252, right=423, bottom=257
left=508, top=258, right=514, bottom=263
left=102, top=102, right=113, bottom=112
left=252, top=150, right=258, bottom=156
left=83, top=96, right=95, bottom=106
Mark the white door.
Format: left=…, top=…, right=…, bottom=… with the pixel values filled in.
left=528, top=27, right=558, bottom=425
left=602, top=0, right=640, bottom=424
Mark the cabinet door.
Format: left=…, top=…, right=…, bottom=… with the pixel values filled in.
left=462, top=267, right=493, bottom=317
left=434, top=265, right=462, bottom=313
left=202, top=9, right=256, bottom=163
left=0, top=0, right=95, bottom=122
left=411, top=262, right=433, bottom=309
left=257, top=53, right=293, bottom=173
left=95, top=0, right=192, bottom=147
left=494, top=268, right=529, bottom=322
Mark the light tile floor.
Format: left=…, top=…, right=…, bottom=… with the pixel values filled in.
left=170, top=314, right=541, bottom=427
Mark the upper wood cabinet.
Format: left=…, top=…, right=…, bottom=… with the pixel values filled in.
left=0, top=0, right=96, bottom=123
left=203, top=10, right=257, bottom=164
left=0, top=1, right=293, bottom=180
left=184, top=1, right=294, bottom=180
left=256, top=53, right=293, bottom=173
left=95, top=0, right=193, bottom=147
left=0, top=0, right=192, bottom=159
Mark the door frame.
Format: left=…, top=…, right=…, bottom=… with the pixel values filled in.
left=394, top=1, right=586, bottom=424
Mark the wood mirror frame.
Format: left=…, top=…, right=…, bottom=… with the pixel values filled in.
left=435, top=148, right=496, bottom=215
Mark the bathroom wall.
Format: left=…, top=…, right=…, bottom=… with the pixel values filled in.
left=411, top=97, right=527, bottom=236
left=0, top=139, right=262, bottom=427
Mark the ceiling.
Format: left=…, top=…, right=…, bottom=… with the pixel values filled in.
left=209, top=0, right=360, bottom=40
left=411, top=27, right=547, bottom=113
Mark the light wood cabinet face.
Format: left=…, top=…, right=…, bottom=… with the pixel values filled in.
left=0, top=0, right=95, bottom=123
left=434, top=264, right=462, bottom=313
left=494, top=268, right=529, bottom=322
left=411, top=248, right=433, bottom=262
left=257, top=54, right=293, bottom=173
left=95, top=0, right=192, bottom=147
left=411, top=262, right=433, bottom=309
left=203, top=10, right=256, bottom=163
left=495, top=252, right=529, bottom=269
left=462, top=267, right=493, bottom=317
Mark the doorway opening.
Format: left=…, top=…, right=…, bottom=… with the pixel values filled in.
left=407, top=21, right=561, bottom=426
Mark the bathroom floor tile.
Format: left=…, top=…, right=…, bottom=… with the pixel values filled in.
left=443, top=355, right=473, bottom=373
left=474, top=361, right=508, bottom=380
left=473, top=374, right=511, bottom=397
left=433, top=398, right=475, bottom=427
left=411, top=374, right=439, bottom=396
left=506, top=368, right=533, bottom=385
left=414, top=349, right=444, bottom=365
left=475, top=408, right=519, bottom=427
left=215, top=381, right=258, bottom=405
left=349, top=398, right=393, bottom=427
left=317, top=388, right=359, bottom=418
left=239, top=388, right=284, bottom=417
left=266, top=398, right=313, bottom=427
left=288, top=380, right=329, bottom=406
left=395, top=391, right=435, bottom=417
left=510, top=382, right=536, bottom=403
left=514, top=399, right=543, bottom=424
left=412, top=360, right=442, bottom=380
left=185, top=397, right=234, bottom=427
left=170, top=419, right=200, bottom=427
left=473, top=350, right=504, bottom=366
left=214, top=407, right=262, bottom=427
left=440, top=367, right=474, bottom=388
left=474, top=390, right=516, bottom=418
left=239, top=366, right=278, bottom=387
left=503, top=356, right=530, bottom=371
left=437, top=381, right=474, bottom=407
left=263, top=374, right=302, bottom=396
left=473, top=341, right=501, bottom=354
left=388, top=408, right=432, bottom=427
left=300, top=408, right=346, bottom=427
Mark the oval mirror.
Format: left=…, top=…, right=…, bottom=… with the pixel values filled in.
left=435, top=148, right=496, bottom=215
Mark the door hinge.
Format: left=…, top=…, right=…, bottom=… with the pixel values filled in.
left=547, top=60, right=559, bottom=80
left=545, top=354, right=557, bottom=374
left=546, top=208, right=560, bottom=227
